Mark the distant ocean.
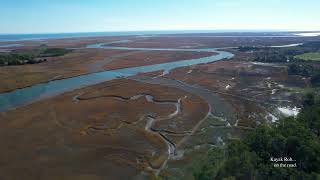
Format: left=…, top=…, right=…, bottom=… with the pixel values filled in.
left=0, top=32, right=140, bottom=41
left=0, top=31, right=211, bottom=42
left=0, top=30, right=285, bottom=42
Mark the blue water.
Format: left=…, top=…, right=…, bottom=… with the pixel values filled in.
left=0, top=32, right=150, bottom=41
left=0, top=31, right=228, bottom=42
left=0, top=30, right=293, bottom=42
left=0, top=44, right=23, bottom=48
left=0, top=43, right=233, bottom=112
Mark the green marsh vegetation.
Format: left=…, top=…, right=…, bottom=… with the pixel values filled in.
left=294, top=52, right=320, bottom=61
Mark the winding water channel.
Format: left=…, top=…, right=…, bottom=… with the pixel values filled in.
left=0, top=42, right=234, bottom=112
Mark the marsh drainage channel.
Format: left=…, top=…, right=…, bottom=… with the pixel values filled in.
left=0, top=42, right=233, bottom=112
left=73, top=93, right=181, bottom=173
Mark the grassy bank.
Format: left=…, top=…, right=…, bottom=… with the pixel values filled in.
left=295, top=52, right=320, bottom=61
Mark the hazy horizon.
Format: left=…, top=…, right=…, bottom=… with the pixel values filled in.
left=1, top=0, right=320, bottom=34
left=1, top=29, right=320, bottom=36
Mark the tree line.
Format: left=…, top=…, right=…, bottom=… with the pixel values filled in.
left=0, top=48, right=71, bottom=66
left=194, top=93, right=320, bottom=180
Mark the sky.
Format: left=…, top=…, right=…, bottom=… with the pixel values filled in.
left=1, top=0, right=319, bottom=34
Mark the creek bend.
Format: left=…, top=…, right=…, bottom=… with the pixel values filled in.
left=0, top=43, right=234, bottom=112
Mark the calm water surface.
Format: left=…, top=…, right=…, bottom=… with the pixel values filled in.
left=0, top=42, right=234, bottom=112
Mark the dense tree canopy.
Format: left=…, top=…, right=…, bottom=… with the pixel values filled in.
left=0, top=48, right=71, bottom=66
left=194, top=94, right=320, bottom=180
